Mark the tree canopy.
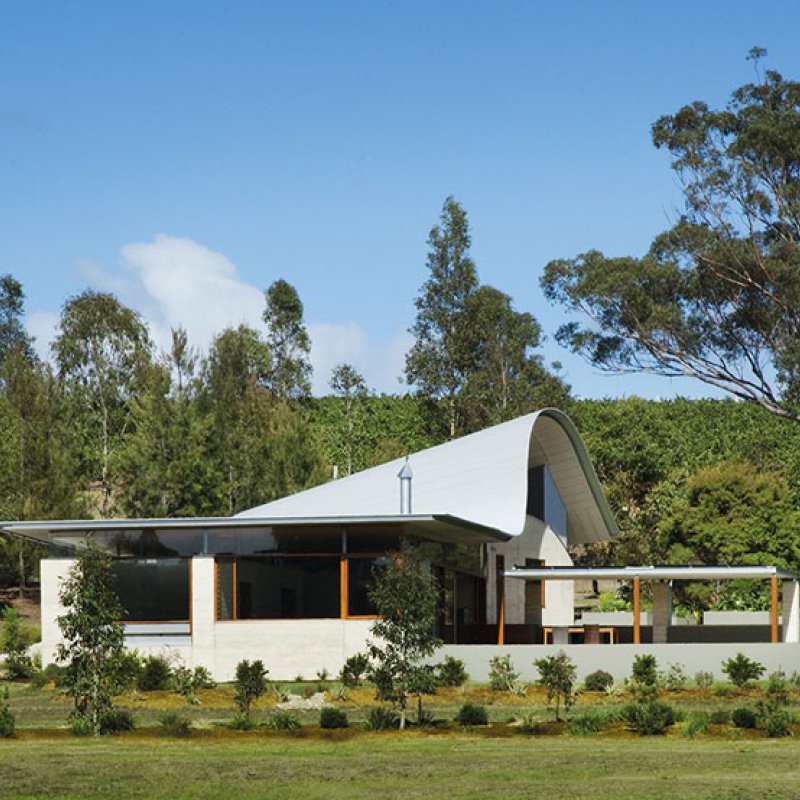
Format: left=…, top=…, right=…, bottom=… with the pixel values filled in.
left=542, top=50, right=800, bottom=422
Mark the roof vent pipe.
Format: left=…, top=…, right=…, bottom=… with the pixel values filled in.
left=398, top=458, right=413, bottom=515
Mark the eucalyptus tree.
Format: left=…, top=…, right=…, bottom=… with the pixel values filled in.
left=329, top=362, right=369, bottom=475
left=454, top=285, right=570, bottom=432
left=53, top=291, right=152, bottom=516
left=406, top=196, right=478, bottom=439
left=542, top=50, right=800, bottom=422
left=263, top=279, right=312, bottom=398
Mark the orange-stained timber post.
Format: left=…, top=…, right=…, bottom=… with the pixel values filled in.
left=633, top=576, right=641, bottom=645
left=340, top=556, right=349, bottom=619
left=497, top=588, right=505, bottom=645
left=771, top=575, right=779, bottom=644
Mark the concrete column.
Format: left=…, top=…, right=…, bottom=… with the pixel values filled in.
left=651, top=581, right=672, bottom=645
left=782, top=580, right=800, bottom=643
left=39, top=558, right=76, bottom=666
left=190, top=556, right=217, bottom=673
left=551, top=627, right=569, bottom=645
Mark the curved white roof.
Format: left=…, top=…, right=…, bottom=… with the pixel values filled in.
left=238, top=409, right=617, bottom=546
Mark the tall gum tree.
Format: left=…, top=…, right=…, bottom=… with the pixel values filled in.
left=53, top=291, right=152, bottom=517
left=541, top=50, right=800, bottom=422
left=406, top=196, right=478, bottom=439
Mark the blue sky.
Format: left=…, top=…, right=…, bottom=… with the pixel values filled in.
left=3, top=1, right=799, bottom=397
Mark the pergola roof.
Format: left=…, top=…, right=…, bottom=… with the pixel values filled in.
left=504, top=565, right=799, bottom=581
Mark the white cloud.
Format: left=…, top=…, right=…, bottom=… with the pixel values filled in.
left=27, top=310, right=59, bottom=362
left=25, top=234, right=411, bottom=396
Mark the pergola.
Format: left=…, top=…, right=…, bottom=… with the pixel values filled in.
left=502, top=565, right=800, bottom=645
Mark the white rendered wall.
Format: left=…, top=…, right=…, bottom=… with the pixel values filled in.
left=211, top=619, right=373, bottom=682
left=487, top=516, right=574, bottom=628
left=40, top=558, right=75, bottom=666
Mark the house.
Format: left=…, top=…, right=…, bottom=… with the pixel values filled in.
left=2, top=408, right=618, bottom=680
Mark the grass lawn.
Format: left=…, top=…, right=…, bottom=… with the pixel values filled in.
left=3, top=735, right=800, bottom=799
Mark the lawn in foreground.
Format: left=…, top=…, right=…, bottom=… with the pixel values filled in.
left=2, top=736, right=800, bottom=800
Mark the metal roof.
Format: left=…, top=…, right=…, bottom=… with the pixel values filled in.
left=504, top=565, right=798, bottom=581
left=0, top=513, right=510, bottom=546
left=239, top=408, right=618, bottom=546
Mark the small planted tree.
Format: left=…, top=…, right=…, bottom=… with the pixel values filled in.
left=722, top=653, right=765, bottom=689
left=0, top=607, right=34, bottom=680
left=234, top=659, right=269, bottom=721
left=367, top=542, right=442, bottom=730
left=534, top=651, right=576, bottom=721
left=56, top=537, right=126, bottom=735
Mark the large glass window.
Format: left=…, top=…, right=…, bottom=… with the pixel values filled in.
left=112, top=558, right=190, bottom=621
left=347, top=557, right=385, bottom=616
left=236, top=557, right=340, bottom=619
left=527, top=465, right=568, bottom=544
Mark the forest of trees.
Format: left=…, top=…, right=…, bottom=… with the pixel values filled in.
left=4, top=255, right=800, bottom=615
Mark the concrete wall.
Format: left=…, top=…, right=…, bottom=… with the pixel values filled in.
left=435, top=642, right=800, bottom=682
left=40, top=558, right=74, bottom=665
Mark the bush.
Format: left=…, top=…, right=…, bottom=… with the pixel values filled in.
left=488, top=655, right=519, bottom=692
left=30, top=662, right=67, bottom=689
left=229, top=713, right=258, bottom=731
left=568, top=708, right=615, bottom=735
left=137, top=656, right=172, bottom=691
left=99, top=709, right=135, bottom=735
left=455, top=702, right=488, bottom=726
left=363, top=706, right=397, bottom=731
left=694, top=670, right=714, bottom=689
left=621, top=701, right=676, bottom=736
left=0, top=701, right=15, bottom=738
left=159, top=712, right=192, bottom=737
left=234, top=659, right=269, bottom=717
left=660, top=663, right=688, bottom=692
left=721, top=653, right=765, bottom=688
left=266, top=711, right=301, bottom=731
left=766, top=670, right=790, bottom=705
left=761, top=705, right=791, bottom=737
left=111, top=649, right=143, bottom=693
left=339, top=653, right=370, bottom=688
left=583, top=670, right=613, bottom=692
left=709, top=708, right=731, bottom=725
left=69, top=716, right=95, bottom=737
left=682, top=711, right=709, bottom=738
left=630, top=654, right=659, bottom=702
left=174, top=665, right=216, bottom=703
left=319, top=707, right=349, bottom=729
left=436, top=656, right=468, bottom=688
left=0, top=607, right=35, bottom=680
left=731, top=707, right=757, bottom=729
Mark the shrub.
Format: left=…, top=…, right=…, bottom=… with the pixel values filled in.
left=30, top=662, right=67, bottom=689
left=731, top=707, right=757, bottom=729
left=328, top=683, right=349, bottom=701
left=709, top=708, right=731, bottom=725
left=660, top=663, right=688, bottom=692
left=69, top=716, right=95, bottom=737
left=174, top=665, right=215, bottom=703
left=159, top=712, right=192, bottom=737
left=583, top=670, right=613, bottom=692
left=99, top=709, right=135, bottom=735
left=516, top=712, right=546, bottom=735
left=437, top=656, right=468, bottom=688
left=234, top=659, right=269, bottom=717
left=761, top=706, right=791, bottom=738
left=766, top=670, right=790, bottom=705
left=489, top=655, right=519, bottom=692
left=682, top=711, right=709, bottom=738
left=455, top=702, right=488, bottom=726
left=229, top=713, right=258, bottom=731
left=320, top=707, right=348, bottom=729
left=630, top=654, right=659, bottom=702
left=621, top=701, right=676, bottom=736
left=568, top=708, right=615, bottom=735
left=694, top=670, right=714, bottom=689
left=266, top=711, right=301, bottom=731
left=137, top=656, right=172, bottom=691
left=363, top=706, right=397, bottom=731
left=340, top=654, right=370, bottom=687
left=721, top=653, right=765, bottom=688
left=0, top=607, right=35, bottom=680
left=0, top=701, right=15, bottom=738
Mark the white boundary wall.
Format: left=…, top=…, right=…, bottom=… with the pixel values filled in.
left=436, top=643, right=800, bottom=682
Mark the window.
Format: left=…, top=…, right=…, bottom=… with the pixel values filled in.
left=112, top=558, right=190, bottom=622
left=527, top=465, right=568, bottom=544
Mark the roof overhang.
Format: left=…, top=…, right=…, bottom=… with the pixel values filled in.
left=0, top=513, right=511, bottom=548
left=504, top=565, right=798, bottom=581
